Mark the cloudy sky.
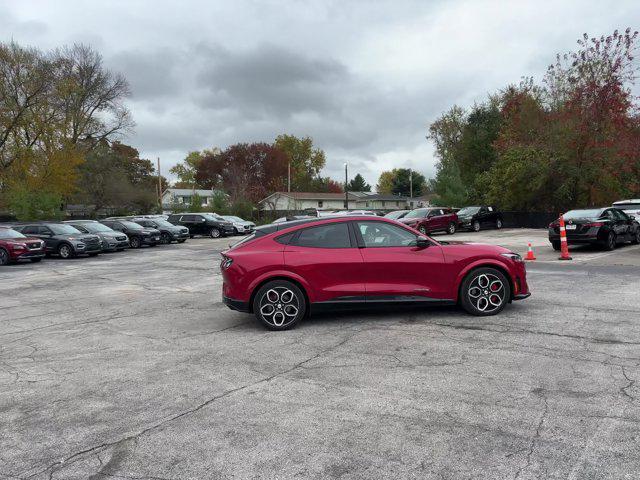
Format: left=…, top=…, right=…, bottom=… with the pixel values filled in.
left=3, top=0, right=638, bottom=187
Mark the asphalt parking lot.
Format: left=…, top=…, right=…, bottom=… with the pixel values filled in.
left=1, top=229, right=639, bottom=479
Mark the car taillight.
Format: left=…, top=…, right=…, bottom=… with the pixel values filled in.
left=549, top=221, right=559, bottom=228
left=584, top=222, right=604, bottom=227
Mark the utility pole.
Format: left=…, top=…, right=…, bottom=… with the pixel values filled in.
left=288, top=161, right=291, bottom=192
left=157, top=157, right=162, bottom=211
left=409, top=168, right=413, bottom=199
left=344, top=162, right=349, bottom=210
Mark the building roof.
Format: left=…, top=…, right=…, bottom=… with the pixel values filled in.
left=258, top=191, right=410, bottom=203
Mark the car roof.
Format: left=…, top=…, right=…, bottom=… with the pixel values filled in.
left=256, top=214, right=386, bottom=236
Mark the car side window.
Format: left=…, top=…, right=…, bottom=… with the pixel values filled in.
left=613, top=209, right=627, bottom=221
left=292, top=223, right=352, bottom=248
left=181, top=215, right=195, bottom=222
left=22, top=226, right=37, bottom=235
left=38, top=226, right=52, bottom=235
left=75, top=225, right=88, bottom=233
left=357, top=221, right=418, bottom=247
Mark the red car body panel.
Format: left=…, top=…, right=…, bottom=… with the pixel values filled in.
left=220, top=217, right=530, bottom=312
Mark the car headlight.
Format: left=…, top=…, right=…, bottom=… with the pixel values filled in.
left=220, top=256, right=233, bottom=269
left=501, top=252, right=523, bottom=263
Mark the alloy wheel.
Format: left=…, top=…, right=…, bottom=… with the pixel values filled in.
left=467, top=273, right=506, bottom=313
left=210, top=228, right=221, bottom=238
left=130, top=237, right=141, bottom=248
left=496, top=219, right=503, bottom=229
left=607, top=232, right=616, bottom=250
left=418, top=225, right=427, bottom=235
left=161, top=233, right=171, bottom=244
left=0, top=249, right=8, bottom=265
left=473, top=221, right=480, bottom=232
left=447, top=223, right=456, bottom=234
left=59, top=244, right=72, bottom=259
left=258, top=287, right=300, bottom=328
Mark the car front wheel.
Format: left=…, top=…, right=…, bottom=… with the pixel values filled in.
left=253, top=280, right=306, bottom=330
left=0, top=249, right=9, bottom=265
left=418, top=225, right=427, bottom=235
left=472, top=220, right=481, bottom=232
left=447, top=222, right=456, bottom=234
left=460, top=268, right=511, bottom=316
left=130, top=237, right=141, bottom=249
left=161, top=233, right=171, bottom=244
left=58, top=244, right=74, bottom=259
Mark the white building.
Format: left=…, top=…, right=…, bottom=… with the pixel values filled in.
left=161, top=188, right=226, bottom=209
left=257, top=191, right=425, bottom=212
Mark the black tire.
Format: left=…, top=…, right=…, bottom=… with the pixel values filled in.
left=233, top=227, right=239, bottom=235
left=0, top=248, right=9, bottom=266
left=496, top=218, right=503, bottom=229
left=447, top=222, right=456, bottom=235
left=460, top=267, right=511, bottom=316
left=161, top=233, right=171, bottom=244
left=603, top=232, right=616, bottom=251
left=472, top=220, right=481, bottom=232
left=418, top=225, right=428, bottom=235
left=252, top=279, right=306, bottom=331
left=130, top=236, right=141, bottom=249
left=177, top=239, right=186, bottom=243
left=189, top=234, right=194, bottom=239
left=631, top=229, right=640, bottom=245
left=58, top=243, right=74, bottom=259
left=30, top=258, right=42, bottom=263
left=552, top=241, right=561, bottom=251
left=209, top=227, right=221, bottom=238
left=88, top=252, right=99, bottom=257
left=149, top=243, right=157, bottom=247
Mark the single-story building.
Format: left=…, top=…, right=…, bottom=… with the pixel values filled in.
left=257, top=191, right=425, bottom=212
left=161, top=188, right=226, bottom=210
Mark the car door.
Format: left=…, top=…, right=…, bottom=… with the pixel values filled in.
left=611, top=209, right=631, bottom=240
left=283, top=221, right=365, bottom=302
left=425, top=209, right=440, bottom=231
left=36, top=226, right=57, bottom=251
left=354, top=220, right=450, bottom=301
left=477, top=207, right=489, bottom=226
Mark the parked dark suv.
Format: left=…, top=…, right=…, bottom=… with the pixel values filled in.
left=457, top=205, right=503, bottom=232
left=167, top=213, right=234, bottom=238
left=0, top=226, right=46, bottom=265
left=549, top=207, right=640, bottom=251
left=132, top=217, right=189, bottom=244
left=100, top=219, right=161, bottom=248
left=64, top=220, right=129, bottom=252
left=13, top=223, right=102, bottom=259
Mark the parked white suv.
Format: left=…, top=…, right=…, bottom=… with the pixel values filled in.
left=613, top=199, right=640, bottom=219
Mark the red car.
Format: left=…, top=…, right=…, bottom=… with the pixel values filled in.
left=399, top=207, right=459, bottom=235
left=221, top=216, right=530, bottom=330
left=0, top=226, right=46, bottom=265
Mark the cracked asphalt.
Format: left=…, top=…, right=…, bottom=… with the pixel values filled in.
left=1, top=231, right=639, bottom=479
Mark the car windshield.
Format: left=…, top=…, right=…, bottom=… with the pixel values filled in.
left=151, top=219, right=175, bottom=228
left=563, top=209, right=604, bottom=220
left=614, top=203, right=640, bottom=210
left=384, top=211, right=407, bottom=219
left=458, top=206, right=481, bottom=215
left=224, top=216, right=243, bottom=222
left=0, top=228, right=26, bottom=239
left=203, top=213, right=223, bottom=221
left=78, top=223, right=113, bottom=233
left=404, top=208, right=429, bottom=219
left=120, top=221, right=144, bottom=230
left=49, top=224, right=82, bottom=235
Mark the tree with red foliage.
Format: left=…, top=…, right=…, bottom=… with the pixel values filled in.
left=195, top=143, right=288, bottom=203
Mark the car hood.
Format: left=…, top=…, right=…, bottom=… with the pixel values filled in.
left=399, top=218, right=420, bottom=224
left=438, top=240, right=512, bottom=254
left=55, top=234, right=100, bottom=242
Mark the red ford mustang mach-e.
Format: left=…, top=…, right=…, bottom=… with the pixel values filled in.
left=221, top=216, right=530, bottom=330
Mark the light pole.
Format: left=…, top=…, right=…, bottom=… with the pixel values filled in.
left=344, top=162, right=349, bottom=210
left=409, top=168, right=413, bottom=200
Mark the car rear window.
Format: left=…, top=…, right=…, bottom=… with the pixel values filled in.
left=291, top=223, right=351, bottom=248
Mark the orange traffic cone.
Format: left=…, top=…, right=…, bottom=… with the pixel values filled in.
left=558, top=214, right=572, bottom=261
left=525, top=242, right=536, bottom=261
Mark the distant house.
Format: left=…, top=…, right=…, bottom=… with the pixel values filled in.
left=257, top=191, right=417, bottom=212
left=161, top=188, right=226, bottom=210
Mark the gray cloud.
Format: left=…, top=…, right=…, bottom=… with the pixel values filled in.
left=3, top=0, right=639, bottom=187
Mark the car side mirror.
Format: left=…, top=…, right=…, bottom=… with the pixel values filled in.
left=416, top=237, right=429, bottom=249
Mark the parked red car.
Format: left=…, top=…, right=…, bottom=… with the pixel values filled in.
left=221, top=216, right=530, bottom=330
left=399, top=207, right=459, bottom=235
left=0, top=226, right=46, bottom=265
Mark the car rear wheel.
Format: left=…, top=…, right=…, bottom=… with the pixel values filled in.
left=496, top=218, right=503, bottom=229
left=30, top=258, right=42, bottom=263
left=632, top=230, right=640, bottom=245
left=552, top=241, right=561, bottom=251
left=418, top=225, right=427, bottom=235
left=253, top=280, right=306, bottom=330
left=130, top=236, right=141, bottom=249
left=58, top=244, right=74, bottom=259
left=460, top=268, right=511, bottom=316
left=604, top=232, right=616, bottom=251
left=161, top=233, right=171, bottom=244
left=447, top=222, right=456, bottom=235
left=178, top=239, right=186, bottom=243
left=0, top=248, right=9, bottom=265
left=472, top=220, right=481, bottom=232
left=210, top=227, right=221, bottom=238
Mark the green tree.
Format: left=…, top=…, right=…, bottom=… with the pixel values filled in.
left=189, top=193, right=204, bottom=212
left=169, top=149, right=220, bottom=188
left=347, top=173, right=371, bottom=192
left=376, top=169, right=425, bottom=197
left=274, top=134, right=326, bottom=191
left=7, top=186, right=63, bottom=221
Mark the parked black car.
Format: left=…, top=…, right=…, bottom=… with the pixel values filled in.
left=13, top=223, right=102, bottom=259
left=548, top=207, right=640, bottom=251
left=100, top=219, right=161, bottom=248
left=64, top=220, right=129, bottom=251
left=166, top=213, right=234, bottom=238
left=132, top=217, right=189, bottom=244
left=457, top=205, right=503, bottom=231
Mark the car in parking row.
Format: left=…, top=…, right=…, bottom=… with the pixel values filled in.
left=101, top=219, right=161, bottom=248
left=12, top=223, right=103, bottom=258
left=399, top=207, right=459, bottom=235
left=166, top=213, right=234, bottom=238
left=0, top=226, right=46, bottom=265
left=64, top=220, right=130, bottom=251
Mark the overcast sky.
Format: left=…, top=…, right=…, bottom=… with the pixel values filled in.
left=3, top=0, right=638, bottom=188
